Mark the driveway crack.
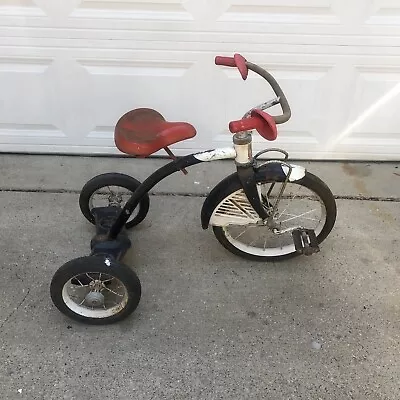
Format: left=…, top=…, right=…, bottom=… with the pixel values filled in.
left=0, top=288, right=31, bottom=331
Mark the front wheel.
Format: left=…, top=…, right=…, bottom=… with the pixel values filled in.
left=212, top=172, right=337, bottom=261
left=50, top=255, right=141, bottom=324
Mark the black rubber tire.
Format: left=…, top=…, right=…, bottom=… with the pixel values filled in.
left=50, top=255, right=141, bottom=325
left=212, top=172, right=337, bottom=262
left=79, top=173, right=150, bottom=229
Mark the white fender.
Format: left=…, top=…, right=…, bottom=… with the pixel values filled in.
left=282, top=164, right=306, bottom=182
left=194, top=147, right=236, bottom=162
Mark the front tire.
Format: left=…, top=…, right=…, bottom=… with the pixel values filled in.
left=50, top=255, right=141, bottom=324
left=212, top=172, right=337, bottom=261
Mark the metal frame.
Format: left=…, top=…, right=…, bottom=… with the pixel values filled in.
left=103, top=144, right=296, bottom=243
left=106, top=135, right=269, bottom=241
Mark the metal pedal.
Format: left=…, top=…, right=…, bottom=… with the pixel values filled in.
left=292, top=229, right=320, bottom=256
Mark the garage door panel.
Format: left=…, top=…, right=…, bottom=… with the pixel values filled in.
left=345, top=66, right=400, bottom=135
left=367, top=0, right=400, bottom=22
left=37, top=1, right=82, bottom=18
left=73, top=0, right=192, bottom=20
left=0, top=57, right=64, bottom=148
left=220, top=0, right=339, bottom=25
left=43, top=59, right=96, bottom=138
left=0, top=125, right=64, bottom=145
left=0, top=58, right=52, bottom=124
left=0, top=1, right=44, bottom=17
left=364, top=1, right=400, bottom=36
left=318, top=62, right=400, bottom=159
left=0, top=0, right=399, bottom=159
left=81, top=58, right=195, bottom=121
left=2, top=0, right=35, bottom=5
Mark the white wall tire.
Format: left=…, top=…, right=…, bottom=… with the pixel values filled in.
left=212, top=172, right=337, bottom=262
left=50, top=255, right=141, bottom=324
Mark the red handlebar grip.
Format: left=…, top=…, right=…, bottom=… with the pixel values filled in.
left=229, top=111, right=278, bottom=140
left=229, top=117, right=260, bottom=134
left=215, top=56, right=236, bottom=67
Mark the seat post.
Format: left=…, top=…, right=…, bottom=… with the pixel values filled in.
left=164, top=147, right=188, bottom=175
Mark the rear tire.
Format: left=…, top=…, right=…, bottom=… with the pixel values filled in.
left=79, top=173, right=150, bottom=229
left=212, top=172, right=336, bottom=261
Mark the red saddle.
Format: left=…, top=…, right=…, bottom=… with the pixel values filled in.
left=114, top=108, right=197, bottom=157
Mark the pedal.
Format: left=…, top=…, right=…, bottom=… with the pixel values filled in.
left=292, top=229, right=320, bottom=256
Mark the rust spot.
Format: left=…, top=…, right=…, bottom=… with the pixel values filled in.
left=342, top=163, right=371, bottom=178
left=354, top=178, right=367, bottom=195
left=342, top=163, right=370, bottom=195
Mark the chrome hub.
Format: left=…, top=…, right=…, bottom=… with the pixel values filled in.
left=85, top=291, right=105, bottom=307
left=108, top=192, right=123, bottom=207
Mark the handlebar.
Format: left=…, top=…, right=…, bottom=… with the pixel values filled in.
left=215, top=54, right=291, bottom=125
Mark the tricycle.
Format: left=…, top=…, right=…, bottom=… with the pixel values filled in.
left=50, top=53, right=337, bottom=324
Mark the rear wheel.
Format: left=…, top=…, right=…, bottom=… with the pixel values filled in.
left=79, top=173, right=150, bottom=229
left=212, top=172, right=336, bottom=261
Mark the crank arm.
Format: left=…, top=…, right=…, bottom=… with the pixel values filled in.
left=272, top=226, right=302, bottom=235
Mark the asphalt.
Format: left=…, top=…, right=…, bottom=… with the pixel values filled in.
left=0, top=154, right=399, bottom=400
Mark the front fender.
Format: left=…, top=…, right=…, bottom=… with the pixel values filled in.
left=201, top=162, right=306, bottom=229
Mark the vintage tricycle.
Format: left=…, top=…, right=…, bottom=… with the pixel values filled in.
left=50, top=54, right=337, bottom=324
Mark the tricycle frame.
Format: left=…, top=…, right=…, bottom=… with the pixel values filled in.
left=103, top=138, right=297, bottom=243
left=106, top=138, right=266, bottom=240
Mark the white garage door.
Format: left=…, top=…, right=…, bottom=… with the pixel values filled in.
left=1, top=0, right=399, bottom=160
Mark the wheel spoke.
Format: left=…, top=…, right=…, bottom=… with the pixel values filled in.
left=73, top=284, right=90, bottom=290
left=103, top=286, right=124, bottom=297
left=74, top=278, right=89, bottom=287
left=277, top=185, right=303, bottom=219
left=234, top=227, right=252, bottom=240
left=85, top=273, right=95, bottom=282
left=248, top=237, right=259, bottom=246
left=279, top=212, right=319, bottom=222
left=280, top=209, right=318, bottom=224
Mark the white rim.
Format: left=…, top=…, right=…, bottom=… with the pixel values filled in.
left=61, top=273, right=129, bottom=319
left=220, top=183, right=327, bottom=258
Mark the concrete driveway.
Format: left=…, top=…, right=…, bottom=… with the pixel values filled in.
left=0, top=155, right=399, bottom=399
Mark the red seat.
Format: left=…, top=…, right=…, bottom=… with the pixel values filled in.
left=114, top=108, right=197, bottom=157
